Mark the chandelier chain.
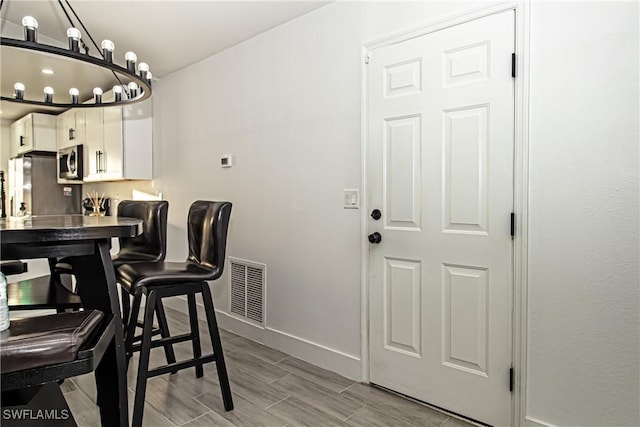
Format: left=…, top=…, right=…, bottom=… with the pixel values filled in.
left=61, top=0, right=129, bottom=96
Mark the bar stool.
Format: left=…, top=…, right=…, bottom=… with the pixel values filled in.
left=111, top=200, right=169, bottom=326
left=55, top=200, right=168, bottom=312
left=116, top=200, right=234, bottom=427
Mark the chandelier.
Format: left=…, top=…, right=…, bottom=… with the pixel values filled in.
left=0, top=0, right=152, bottom=111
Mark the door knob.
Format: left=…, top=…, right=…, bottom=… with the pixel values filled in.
left=368, top=232, right=382, bottom=244
left=371, top=209, right=382, bottom=220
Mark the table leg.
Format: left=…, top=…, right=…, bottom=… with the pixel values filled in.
left=71, top=239, right=128, bottom=427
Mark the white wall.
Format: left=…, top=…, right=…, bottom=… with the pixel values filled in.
left=152, top=1, right=639, bottom=426
left=527, top=2, right=639, bottom=426
left=153, top=0, right=480, bottom=364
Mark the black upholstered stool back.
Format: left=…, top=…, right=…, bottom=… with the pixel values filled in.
left=112, top=200, right=169, bottom=268
left=187, top=200, right=232, bottom=274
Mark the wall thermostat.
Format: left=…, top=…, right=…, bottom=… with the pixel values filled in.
left=220, top=155, right=234, bottom=168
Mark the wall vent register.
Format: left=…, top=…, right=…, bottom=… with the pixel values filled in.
left=229, top=257, right=265, bottom=325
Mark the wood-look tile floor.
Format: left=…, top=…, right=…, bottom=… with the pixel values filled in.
left=64, top=306, right=475, bottom=427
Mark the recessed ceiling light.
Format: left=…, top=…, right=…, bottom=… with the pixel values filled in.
left=41, top=68, right=54, bottom=75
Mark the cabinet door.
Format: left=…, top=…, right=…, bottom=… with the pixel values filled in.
left=58, top=110, right=76, bottom=148
left=102, top=106, right=123, bottom=179
left=56, top=115, right=66, bottom=149
left=16, top=115, right=34, bottom=154
left=84, top=108, right=103, bottom=180
left=64, top=109, right=86, bottom=146
left=73, top=110, right=86, bottom=145
left=10, top=119, right=23, bottom=157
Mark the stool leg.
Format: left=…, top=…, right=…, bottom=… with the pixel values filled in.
left=154, top=298, right=177, bottom=367
left=187, top=293, right=203, bottom=378
left=132, top=289, right=156, bottom=427
left=121, top=290, right=131, bottom=329
left=125, top=289, right=143, bottom=363
left=201, top=283, right=233, bottom=411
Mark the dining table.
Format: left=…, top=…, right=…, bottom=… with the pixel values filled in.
left=0, top=214, right=142, bottom=427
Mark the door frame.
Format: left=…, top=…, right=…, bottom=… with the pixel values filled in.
left=359, top=1, right=531, bottom=425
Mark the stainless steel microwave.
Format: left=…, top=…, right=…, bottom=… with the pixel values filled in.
left=58, top=144, right=83, bottom=180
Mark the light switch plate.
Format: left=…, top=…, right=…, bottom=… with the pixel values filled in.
left=344, top=189, right=359, bottom=209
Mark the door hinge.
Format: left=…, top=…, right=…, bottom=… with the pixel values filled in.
left=364, top=52, right=371, bottom=65
left=509, top=366, right=515, bottom=392
left=511, top=53, right=516, bottom=78
left=510, top=212, right=515, bottom=238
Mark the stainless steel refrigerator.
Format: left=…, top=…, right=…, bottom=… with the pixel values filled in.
left=8, top=153, right=82, bottom=216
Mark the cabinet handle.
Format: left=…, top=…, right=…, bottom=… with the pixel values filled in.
left=69, top=128, right=75, bottom=140
left=19, top=135, right=25, bottom=146
left=96, top=151, right=105, bottom=173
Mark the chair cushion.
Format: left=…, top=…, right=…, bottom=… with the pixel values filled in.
left=0, top=310, right=104, bottom=374
left=112, top=252, right=164, bottom=268
left=117, top=261, right=218, bottom=293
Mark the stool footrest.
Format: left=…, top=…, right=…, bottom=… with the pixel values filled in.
left=130, top=333, right=193, bottom=354
left=147, top=354, right=217, bottom=378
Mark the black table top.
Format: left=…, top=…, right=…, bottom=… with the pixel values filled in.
left=0, top=215, right=142, bottom=244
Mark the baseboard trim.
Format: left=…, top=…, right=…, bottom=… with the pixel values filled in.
left=525, top=416, right=558, bottom=427
left=215, top=310, right=362, bottom=381
left=161, top=295, right=362, bottom=381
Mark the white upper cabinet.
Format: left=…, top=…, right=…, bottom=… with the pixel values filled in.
left=84, top=108, right=104, bottom=181
left=56, top=109, right=86, bottom=149
left=82, top=91, right=152, bottom=182
left=10, top=113, right=57, bottom=156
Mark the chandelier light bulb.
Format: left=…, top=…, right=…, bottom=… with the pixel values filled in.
left=138, top=62, right=149, bottom=79
left=44, top=86, right=54, bottom=103
left=93, top=87, right=103, bottom=104
left=146, top=71, right=153, bottom=82
left=67, top=28, right=82, bottom=52
left=128, top=82, right=139, bottom=98
left=69, top=88, right=79, bottom=104
left=101, top=39, right=115, bottom=62
left=125, top=51, right=137, bottom=72
left=113, top=85, right=123, bottom=102
left=14, top=83, right=25, bottom=100
left=22, top=16, right=38, bottom=42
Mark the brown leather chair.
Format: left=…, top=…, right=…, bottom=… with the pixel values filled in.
left=1, top=309, right=108, bottom=423
left=117, top=200, right=234, bottom=427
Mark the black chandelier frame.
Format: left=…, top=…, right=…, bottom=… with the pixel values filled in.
left=0, top=0, right=152, bottom=109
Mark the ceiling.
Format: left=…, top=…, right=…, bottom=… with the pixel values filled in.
left=0, top=0, right=330, bottom=120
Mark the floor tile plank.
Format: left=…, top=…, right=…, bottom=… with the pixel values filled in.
left=275, top=357, right=355, bottom=393
left=64, top=389, right=100, bottom=427
left=180, top=411, right=236, bottom=427
left=271, top=373, right=363, bottom=420
left=225, top=350, right=290, bottom=384
left=197, top=392, right=289, bottom=427
left=345, top=405, right=416, bottom=427
left=265, top=396, right=346, bottom=427
left=142, top=378, right=211, bottom=426
left=340, top=383, right=449, bottom=427
left=224, top=336, right=289, bottom=364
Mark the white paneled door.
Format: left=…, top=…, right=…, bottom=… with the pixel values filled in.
left=367, top=11, right=515, bottom=426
